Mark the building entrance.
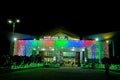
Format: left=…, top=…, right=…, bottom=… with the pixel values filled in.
left=57, top=51, right=81, bottom=67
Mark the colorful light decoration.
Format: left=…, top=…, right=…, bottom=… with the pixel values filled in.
left=54, top=40, right=68, bottom=48
left=106, top=41, right=109, bottom=58
left=14, top=39, right=96, bottom=56
left=13, top=39, right=109, bottom=62
left=86, top=40, right=110, bottom=63
left=86, top=46, right=91, bottom=59
left=91, top=44, right=96, bottom=59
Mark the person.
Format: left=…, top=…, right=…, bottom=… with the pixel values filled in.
left=105, top=63, right=110, bottom=75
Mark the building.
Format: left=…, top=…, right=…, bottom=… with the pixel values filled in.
left=12, top=28, right=115, bottom=65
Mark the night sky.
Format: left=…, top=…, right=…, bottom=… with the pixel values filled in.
left=0, top=6, right=120, bottom=56
left=1, top=14, right=119, bottom=36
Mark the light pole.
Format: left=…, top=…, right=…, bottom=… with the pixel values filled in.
left=8, top=19, right=20, bottom=55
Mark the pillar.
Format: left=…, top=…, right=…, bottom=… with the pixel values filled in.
left=112, top=40, right=115, bottom=57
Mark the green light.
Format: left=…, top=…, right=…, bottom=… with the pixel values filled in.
left=54, top=40, right=67, bottom=48
left=95, top=41, right=100, bottom=59
left=16, top=19, right=20, bottom=23
left=14, top=37, right=17, bottom=41
left=8, top=19, right=13, bottom=24
left=8, top=19, right=20, bottom=24
left=33, top=40, right=38, bottom=47
left=87, top=46, right=91, bottom=58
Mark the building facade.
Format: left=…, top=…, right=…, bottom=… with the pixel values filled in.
left=13, top=32, right=110, bottom=65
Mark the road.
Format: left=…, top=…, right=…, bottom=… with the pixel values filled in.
left=0, top=67, right=120, bottom=80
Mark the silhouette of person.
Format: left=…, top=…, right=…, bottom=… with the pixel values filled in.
left=105, top=63, right=110, bottom=75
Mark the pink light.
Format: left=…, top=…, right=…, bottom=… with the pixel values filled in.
left=44, top=39, right=54, bottom=47
left=14, top=40, right=25, bottom=56
left=90, top=47, right=92, bottom=58
left=106, top=42, right=109, bottom=58
left=14, top=41, right=19, bottom=55
left=18, top=40, right=25, bottom=45
left=84, top=40, right=95, bottom=47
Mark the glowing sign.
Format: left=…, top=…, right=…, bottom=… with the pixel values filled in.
left=42, top=36, right=68, bottom=40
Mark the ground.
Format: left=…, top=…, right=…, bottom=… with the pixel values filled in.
left=0, top=67, right=120, bottom=80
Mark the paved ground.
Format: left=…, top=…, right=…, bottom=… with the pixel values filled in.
left=0, top=67, right=120, bottom=80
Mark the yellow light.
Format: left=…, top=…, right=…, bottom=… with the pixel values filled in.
left=41, top=48, right=45, bottom=51
left=51, top=48, right=54, bottom=51
left=106, top=40, right=109, bottom=43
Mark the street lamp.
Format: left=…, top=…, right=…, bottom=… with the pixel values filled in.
left=8, top=19, right=20, bottom=55
left=8, top=19, right=20, bottom=39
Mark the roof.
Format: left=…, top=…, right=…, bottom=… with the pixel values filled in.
left=4, top=27, right=120, bottom=41
left=3, top=31, right=37, bottom=40
left=4, top=27, right=80, bottom=40
left=39, top=27, right=80, bottom=40
left=82, top=31, right=119, bottom=41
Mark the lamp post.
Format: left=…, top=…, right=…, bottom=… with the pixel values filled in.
left=8, top=19, right=20, bottom=55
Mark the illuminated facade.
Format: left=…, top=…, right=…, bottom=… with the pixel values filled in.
left=12, top=28, right=115, bottom=64
left=13, top=36, right=109, bottom=64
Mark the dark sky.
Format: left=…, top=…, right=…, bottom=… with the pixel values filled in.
left=1, top=13, right=120, bottom=36
left=0, top=4, right=120, bottom=36
left=1, top=2, right=120, bottom=36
